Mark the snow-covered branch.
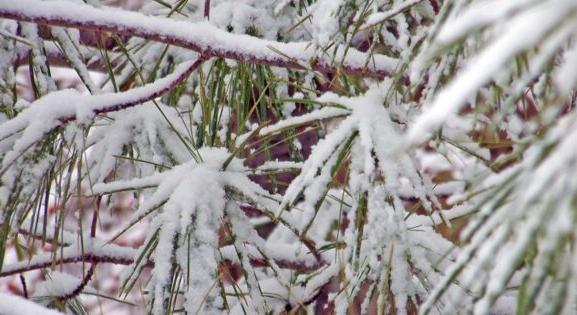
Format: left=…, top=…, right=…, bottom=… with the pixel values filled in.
left=0, top=0, right=398, bottom=79
left=0, top=58, right=202, bottom=172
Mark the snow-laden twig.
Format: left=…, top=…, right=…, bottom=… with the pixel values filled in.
left=361, top=0, right=426, bottom=30
left=94, top=147, right=322, bottom=314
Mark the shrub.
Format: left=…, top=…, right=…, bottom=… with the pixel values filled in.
left=0, top=0, right=576, bottom=314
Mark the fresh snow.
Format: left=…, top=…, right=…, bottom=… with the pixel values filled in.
left=0, top=293, right=64, bottom=315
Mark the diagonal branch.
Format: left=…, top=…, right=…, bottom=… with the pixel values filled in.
left=0, top=0, right=398, bottom=79
left=1, top=57, right=203, bottom=142
left=0, top=57, right=204, bottom=171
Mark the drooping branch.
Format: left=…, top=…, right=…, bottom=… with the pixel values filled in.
left=10, top=56, right=202, bottom=127
left=0, top=0, right=399, bottom=80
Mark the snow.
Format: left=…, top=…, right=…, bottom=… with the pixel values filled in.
left=86, top=101, right=193, bottom=183
left=280, top=115, right=357, bottom=212
left=51, top=27, right=101, bottom=94
left=251, top=160, right=303, bottom=174
left=0, top=293, right=64, bottom=315
left=35, top=271, right=84, bottom=298
left=435, top=0, right=539, bottom=44
left=20, top=22, right=56, bottom=96
left=147, top=157, right=228, bottom=313
left=258, top=106, right=350, bottom=138
left=408, top=0, right=577, bottom=144
left=309, top=0, right=344, bottom=46
left=556, top=43, right=577, bottom=96
left=93, top=147, right=300, bottom=313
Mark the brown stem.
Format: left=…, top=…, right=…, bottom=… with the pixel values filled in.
left=17, top=228, right=70, bottom=246
left=52, top=198, right=101, bottom=302
left=57, top=264, right=96, bottom=301
left=247, top=256, right=323, bottom=273
left=59, top=56, right=206, bottom=123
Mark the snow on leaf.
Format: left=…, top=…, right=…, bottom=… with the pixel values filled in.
left=95, top=147, right=306, bottom=314
left=408, top=1, right=577, bottom=144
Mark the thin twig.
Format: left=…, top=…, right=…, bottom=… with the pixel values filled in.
left=19, top=275, right=28, bottom=298
left=204, top=0, right=210, bottom=20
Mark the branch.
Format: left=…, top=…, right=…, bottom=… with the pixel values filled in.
left=220, top=243, right=325, bottom=273
left=0, top=248, right=322, bottom=278
left=0, top=252, right=137, bottom=277
left=0, top=0, right=398, bottom=79
left=0, top=230, right=324, bottom=282
left=0, top=57, right=204, bottom=171
left=362, top=0, right=426, bottom=30
left=56, top=264, right=96, bottom=301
